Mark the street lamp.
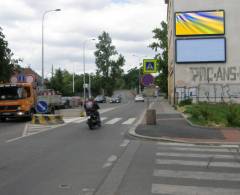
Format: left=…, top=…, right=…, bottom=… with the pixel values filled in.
left=83, top=38, right=95, bottom=102
left=41, top=9, right=61, bottom=86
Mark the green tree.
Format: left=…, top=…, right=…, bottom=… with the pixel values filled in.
left=123, top=67, right=140, bottom=90
left=0, top=27, right=14, bottom=82
left=49, top=68, right=64, bottom=94
left=94, top=31, right=125, bottom=96
left=149, top=21, right=168, bottom=94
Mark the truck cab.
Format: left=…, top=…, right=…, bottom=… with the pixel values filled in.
left=0, top=83, right=36, bottom=121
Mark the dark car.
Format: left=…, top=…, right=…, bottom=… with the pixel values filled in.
left=110, top=95, right=121, bottom=103
left=94, top=95, right=106, bottom=103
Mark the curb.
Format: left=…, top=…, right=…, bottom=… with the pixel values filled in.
left=129, top=129, right=240, bottom=145
left=31, top=114, right=64, bottom=125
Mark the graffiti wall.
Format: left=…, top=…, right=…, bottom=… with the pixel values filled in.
left=176, top=66, right=240, bottom=103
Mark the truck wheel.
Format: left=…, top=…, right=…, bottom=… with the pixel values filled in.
left=27, top=109, right=35, bottom=121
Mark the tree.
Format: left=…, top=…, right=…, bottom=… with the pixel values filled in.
left=0, top=27, right=14, bottom=82
left=94, top=31, right=125, bottom=96
left=149, top=21, right=168, bottom=94
left=123, top=67, right=140, bottom=90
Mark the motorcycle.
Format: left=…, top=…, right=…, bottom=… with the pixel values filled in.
left=87, top=111, right=101, bottom=129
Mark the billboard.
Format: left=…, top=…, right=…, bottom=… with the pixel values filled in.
left=175, top=10, right=225, bottom=36
left=176, top=38, right=226, bottom=63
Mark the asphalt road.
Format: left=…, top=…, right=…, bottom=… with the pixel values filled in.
left=0, top=100, right=146, bottom=195
left=0, top=99, right=240, bottom=195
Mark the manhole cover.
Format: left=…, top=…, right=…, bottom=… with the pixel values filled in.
left=59, top=184, right=71, bottom=189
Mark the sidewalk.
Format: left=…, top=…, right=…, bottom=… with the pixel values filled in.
left=131, top=97, right=240, bottom=145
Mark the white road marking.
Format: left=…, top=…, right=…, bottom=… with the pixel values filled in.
left=22, top=123, right=29, bottom=136
left=122, top=118, right=136, bottom=125
left=102, top=155, right=118, bottom=168
left=151, top=184, right=240, bottom=195
left=153, top=169, right=240, bottom=181
left=157, top=142, right=239, bottom=149
left=155, top=159, right=240, bottom=168
left=105, top=118, right=122, bottom=125
left=102, top=162, right=112, bottom=168
left=158, top=147, right=233, bottom=153
left=100, top=117, right=108, bottom=121
left=64, top=117, right=81, bottom=123
left=120, top=139, right=130, bottom=147
left=108, top=155, right=118, bottom=162
left=156, top=152, right=235, bottom=159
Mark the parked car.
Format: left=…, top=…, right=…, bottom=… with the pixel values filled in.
left=134, top=94, right=144, bottom=102
left=95, top=95, right=106, bottom=103
left=110, top=94, right=121, bottom=103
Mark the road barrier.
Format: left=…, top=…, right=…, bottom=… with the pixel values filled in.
left=31, top=114, right=64, bottom=125
left=80, top=110, right=85, bottom=117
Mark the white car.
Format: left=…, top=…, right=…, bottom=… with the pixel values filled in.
left=134, top=94, right=144, bottom=102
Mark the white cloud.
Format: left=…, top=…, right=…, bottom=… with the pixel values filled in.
left=0, top=0, right=167, bottom=77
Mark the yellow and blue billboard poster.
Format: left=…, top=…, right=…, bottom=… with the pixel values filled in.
left=143, top=59, right=157, bottom=74
left=175, top=10, right=225, bottom=36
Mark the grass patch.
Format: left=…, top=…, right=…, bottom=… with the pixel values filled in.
left=181, top=103, right=240, bottom=128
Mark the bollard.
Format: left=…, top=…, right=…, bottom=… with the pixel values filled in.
left=145, top=109, right=156, bottom=125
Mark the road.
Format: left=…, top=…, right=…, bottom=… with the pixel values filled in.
left=0, top=100, right=240, bottom=195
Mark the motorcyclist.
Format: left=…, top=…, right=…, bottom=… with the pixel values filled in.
left=84, top=98, right=101, bottom=122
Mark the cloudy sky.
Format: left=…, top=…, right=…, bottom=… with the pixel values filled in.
left=0, top=0, right=167, bottom=77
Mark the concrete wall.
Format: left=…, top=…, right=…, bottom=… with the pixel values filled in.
left=167, top=0, right=240, bottom=103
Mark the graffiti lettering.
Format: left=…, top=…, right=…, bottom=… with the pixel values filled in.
left=190, top=66, right=240, bottom=82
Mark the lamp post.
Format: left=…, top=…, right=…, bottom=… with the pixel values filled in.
left=73, top=64, right=75, bottom=94
left=41, top=9, right=61, bottom=87
left=88, top=73, right=91, bottom=98
left=83, top=38, right=95, bottom=102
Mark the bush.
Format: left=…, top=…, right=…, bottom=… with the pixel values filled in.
left=178, top=98, right=192, bottom=107
left=226, top=104, right=240, bottom=127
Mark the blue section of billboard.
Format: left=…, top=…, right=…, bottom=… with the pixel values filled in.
left=176, top=38, right=226, bottom=63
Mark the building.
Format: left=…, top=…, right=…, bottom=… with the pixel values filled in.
left=12, top=67, right=42, bottom=87
left=165, top=0, right=240, bottom=104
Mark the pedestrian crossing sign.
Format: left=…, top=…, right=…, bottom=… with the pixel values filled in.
left=143, top=59, right=157, bottom=74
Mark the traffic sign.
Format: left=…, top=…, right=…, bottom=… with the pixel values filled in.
left=36, top=101, right=48, bottom=114
left=141, top=74, right=154, bottom=86
left=143, top=59, right=157, bottom=74
left=17, top=74, right=26, bottom=82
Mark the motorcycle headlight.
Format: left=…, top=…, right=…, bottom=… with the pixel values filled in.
left=17, top=106, right=22, bottom=111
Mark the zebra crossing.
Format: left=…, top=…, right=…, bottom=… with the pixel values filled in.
left=70, top=116, right=136, bottom=125
left=23, top=117, right=136, bottom=136
left=151, top=142, right=240, bottom=195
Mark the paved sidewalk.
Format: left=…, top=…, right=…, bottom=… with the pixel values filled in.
left=131, top=97, right=240, bottom=145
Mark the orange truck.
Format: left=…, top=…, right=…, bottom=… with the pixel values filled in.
left=0, top=82, right=62, bottom=122
left=0, top=83, right=36, bottom=121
